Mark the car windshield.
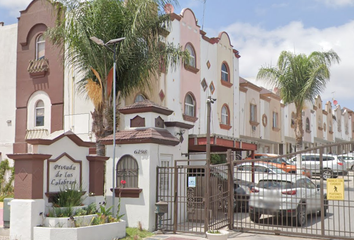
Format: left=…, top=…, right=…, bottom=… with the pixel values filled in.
left=257, top=179, right=294, bottom=189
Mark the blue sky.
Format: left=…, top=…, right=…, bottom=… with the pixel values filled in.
left=2, top=0, right=354, bottom=110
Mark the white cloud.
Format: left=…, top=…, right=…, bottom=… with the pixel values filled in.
left=224, top=20, right=354, bottom=109
left=0, top=0, right=32, bottom=18
left=316, top=0, right=354, bottom=7
left=0, top=0, right=31, bottom=9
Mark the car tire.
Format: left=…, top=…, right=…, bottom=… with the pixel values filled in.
left=249, top=211, right=261, bottom=223
left=296, top=203, right=307, bottom=227
left=322, top=169, right=333, bottom=180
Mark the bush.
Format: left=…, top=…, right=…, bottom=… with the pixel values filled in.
left=52, top=184, right=86, bottom=207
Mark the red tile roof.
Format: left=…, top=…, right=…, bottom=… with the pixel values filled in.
left=119, top=99, right=173, bottom=115
left=101, top=128, right=180, bottom=146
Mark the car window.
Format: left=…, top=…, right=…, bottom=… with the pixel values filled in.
left=304, top=178, right=316, bottom=189
left=257, top=180, right=293, bottom=189
left=295, top=179, right=306, bottom=188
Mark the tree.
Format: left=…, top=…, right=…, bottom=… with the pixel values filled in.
left=256, top=50, right=340, bottom=149
left=47, top=0, right=188, bottom=155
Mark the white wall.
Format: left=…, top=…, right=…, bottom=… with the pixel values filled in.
left=105, top=142, right=182, bottom=231
left=64, top=60, right=95, bottom=142
left=0, top=24, right=17, bottom=161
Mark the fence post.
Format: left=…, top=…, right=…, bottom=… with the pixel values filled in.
left=227, top=149, right=234, bottom=229
left=173, top=162, right=178, bottom=233
left=319, top=148, right=325, bottom=236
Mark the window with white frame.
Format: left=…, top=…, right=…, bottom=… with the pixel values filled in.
left=185, top=43, right=196, bottom=68
left=116, top=155, right=138, bottom=188
left=273, top=112, right=278, bottom=128
left=36, top=34, right=45, bottom=60
left=250, top=104, right=257, bottom=122
left=221, top=63, right=229, bottom=82
left=221, top=105, right=230, bottom=125
left=306, top=117, right=310, bottom=131
left=184, top=93, right=195, bottom=117
left=35, top=100, right=45, bottom=127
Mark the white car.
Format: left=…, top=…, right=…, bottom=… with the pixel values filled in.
left=248, top=174, right=328, bottom=227
left=290, top=153, right=347, bottom=180
left=234, top=162, right=287, bottom=184
left=337, top=154, right=354, bottom=170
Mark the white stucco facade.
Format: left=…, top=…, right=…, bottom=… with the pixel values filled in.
left=0, top=24, right=17, bottom=161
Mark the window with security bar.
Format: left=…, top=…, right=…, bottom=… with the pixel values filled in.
left=116, top=155, right=138, bottom=188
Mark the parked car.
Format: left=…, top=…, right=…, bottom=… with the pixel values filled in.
left=235, top=162, right=287, bottom=184
left=234, top=179, right=255, bottom=212
left=247, top=153, right=312, bottom=178
left=291, top=153, right=347, bottom=180
left=337, top=154, right=354, bottom=170
left=248, top=174, right=328, bottom=227
left=234, top=162, right=286, bottom=212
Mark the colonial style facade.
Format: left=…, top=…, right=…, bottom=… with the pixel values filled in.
left=0, top=0, right=353, bottom=161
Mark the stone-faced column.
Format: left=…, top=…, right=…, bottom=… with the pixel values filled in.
left=7, top=153, right=51, bottom=199
left=87, top=155, right=109, bottom=196
left=7, top=153, right=51, bottom=240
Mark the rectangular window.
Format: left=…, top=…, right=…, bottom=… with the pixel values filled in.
left=250, top=104, right=257, bottom=122
left=273, top=112, right=278, bottom=128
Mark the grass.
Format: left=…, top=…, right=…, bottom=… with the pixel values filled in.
left=121, top=227, right=154, bottom=240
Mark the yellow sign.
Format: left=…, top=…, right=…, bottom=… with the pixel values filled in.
left=327, top=178, right=344, bottom=200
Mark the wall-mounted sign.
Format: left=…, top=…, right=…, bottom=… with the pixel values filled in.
left=188, top=176, right=196, bottom=188
left=47, top=153, right=82, bottom=192
left=327, top=178, right=344, bottom=200
left=134, top=149, right=148, bottom=154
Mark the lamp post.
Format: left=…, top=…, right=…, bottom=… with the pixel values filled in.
left=205, top=96, right=215, bottom=231
left=90, top=36, right=125, bottom=217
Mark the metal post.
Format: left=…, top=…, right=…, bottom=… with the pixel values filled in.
left=205, top=96, right=211, bottom=232
left=112, top=47, right=117, bottom=217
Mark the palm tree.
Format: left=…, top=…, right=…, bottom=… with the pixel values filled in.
left=256, top=50, right=340, bottom=149
left=47, top=0, right=188, bottom=155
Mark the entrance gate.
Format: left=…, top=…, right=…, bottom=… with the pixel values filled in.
left=157, top=141, right=354, bottom=239
left=156, top=151, right=234, bottom=233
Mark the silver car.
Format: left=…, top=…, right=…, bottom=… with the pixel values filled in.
left=249, top=174, right=328, bottom=227
left=337, top=154, right=354, bottom=170
left=292, top=153, right=347, bottom=180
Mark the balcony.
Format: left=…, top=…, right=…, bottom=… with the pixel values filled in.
left=27, top=58, right=49, bottom=78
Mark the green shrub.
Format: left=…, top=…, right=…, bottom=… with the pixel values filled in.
left=52, top=184, right=86, bottom=207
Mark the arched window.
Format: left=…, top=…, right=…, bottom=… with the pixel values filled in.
left=35, top=100, right=45, bottom=127
left=221, top=62, right=229, bottom=82
left=185, top=43, right=196, bottom=68
left=184, top=93, right=196, bottom=117
left=116, top=155, right=138, bottom=188
left=134, top=94, right=146, bottom=103
left=306, top=117, right=310, bottom=131
left=36, top=34, right=45, bottom=60
left=221, top=104, right=230, bottom=125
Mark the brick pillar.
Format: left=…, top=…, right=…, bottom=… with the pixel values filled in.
left=87, top=155, right=109, bottom=196
left=7, top=153, right=51, bottom=199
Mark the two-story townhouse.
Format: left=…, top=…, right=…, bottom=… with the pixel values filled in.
left=239, top=77, right=262, bottom=153
left=0, top=23, right=17, bottom=160
left=13, top=0, right=65, bottom=154
left=257, top=88, right=282, bottom=154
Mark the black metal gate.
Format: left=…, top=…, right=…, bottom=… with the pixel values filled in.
left=156, top=151, right=234, bottom=233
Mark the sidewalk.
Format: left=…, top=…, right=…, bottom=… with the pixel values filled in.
left=147, top=230, right=320, bottom=240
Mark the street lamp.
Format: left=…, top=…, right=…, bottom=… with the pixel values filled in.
left=90, top=36, right=125, bottom=217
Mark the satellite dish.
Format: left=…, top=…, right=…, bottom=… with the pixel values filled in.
left=164, top=3, right=174, bottom=14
